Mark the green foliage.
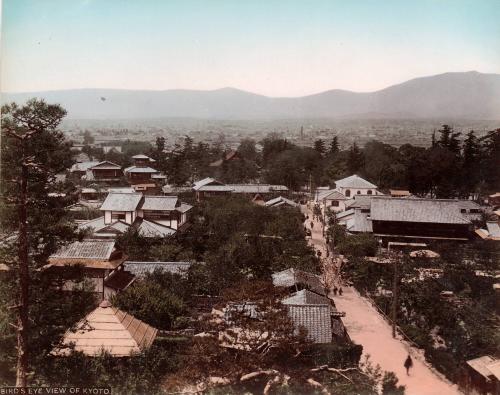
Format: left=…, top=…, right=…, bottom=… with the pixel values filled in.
left=112, top=272, right=189, bottom=330
left=381, top=372, right=405, bottom=395
left=337, top=233, right=378, bottom=257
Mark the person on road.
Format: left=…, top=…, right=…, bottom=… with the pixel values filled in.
left=404, top=355, right=413, bottom=375
left=310, top=221, right=314, bottom=229
left=333, top=287, right=338, bottom=296
left=338, top=287, right=343, bottom=296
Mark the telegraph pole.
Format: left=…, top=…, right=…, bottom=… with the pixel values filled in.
left=391, top=254, right=400, bottom=338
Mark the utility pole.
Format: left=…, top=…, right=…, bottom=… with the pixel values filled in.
left=391, top=254, right=400, bottom=338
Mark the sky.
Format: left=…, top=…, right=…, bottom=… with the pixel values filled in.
left=1, top=0, right=500, bottom=97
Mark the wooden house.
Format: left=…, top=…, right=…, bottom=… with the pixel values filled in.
left=85, top=161, right=123, bottom=183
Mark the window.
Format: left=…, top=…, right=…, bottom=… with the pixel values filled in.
left=460, top=209, right=467, bottom=213
left=357, top=191, right=361, bottom=194
left=345, top=189, right=351, bottom=197
left=331, top=201, right=339, bottom=207
left=111, top=212, right=126, bottom=221
left=368, top=190, right=373, bottom=195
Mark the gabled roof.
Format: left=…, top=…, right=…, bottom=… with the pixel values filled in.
left=70, top=161, right=100, bottom=172
left=132, top=154, right=154, bottom=160
left=54, top=301, right=157, bottom=357
left=140, top=196, right=178, bottom=211
left=123, top=261, right=192, bottom=277
left=100, top=193, right=143, bottom=212
left=272, top=268, right=325, bottom=296
left=265, top=196, right=298, bottom=208
left=282, top=289, right=331, bottom=306
left=335, top=174, right=377, bottom=189
left=104, top=270, right=135, bottom=291
left=50, top=239, right=115, bottom=260
left=89, top=161, right=122, bottom=170
left=137, top=219, right=176, bottom=238
left=345, top=195, right=373, bottom=210
left=124, top=166, right=159, bottom=173
left=346, top=210, right=373, bottom=233
left=193, top=177, right=225, bottom=190
left=466, top=356, right=498, bottom=379
left=176, top=203, right=193, bottom=213
left=286, top=304, right=332, bottom=344
left=317, top=189, right=347, bottom=201
left=370, top=197, right=471, bottom=225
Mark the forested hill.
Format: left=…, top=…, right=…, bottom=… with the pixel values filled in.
left=3, top=71, right=500, bottom=120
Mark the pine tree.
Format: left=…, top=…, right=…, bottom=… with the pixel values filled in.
left=461, top=130, right=481, bottom=198
left=348, top=142, right=365, bottom=174
left=1, top=99, right=77, bottom=386
left=329, top=136, right=339, bottom=156
left=314, top=139, right=326, bottom=156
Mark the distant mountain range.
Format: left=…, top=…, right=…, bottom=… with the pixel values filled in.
left=2, top=71, right=500, bottom=120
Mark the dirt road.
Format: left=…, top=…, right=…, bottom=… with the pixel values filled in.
left=302, top=204, right=460, bottom=395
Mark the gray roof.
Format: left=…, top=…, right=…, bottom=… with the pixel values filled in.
left=50, top=239, right=115, bottom=260
left=336, top=209, right=355, bottom=220
left=107, top=187, right=136, bottom=193
left=141, top=196, right=178, bottom=211
left=317, top=190, right=347, bottom=201
left=89, top=161, right=122, bottom=170
left=132, top=154, right=154, bottom=160
left=123, top=261, right=192, bottom=277
left=335, top=174, right=377, bottom=189
left=346, top=210, right=373, bottom=233
left=486, top=222, right=500, bottom=238
left=345, top=195, right=373, bottom=210
left=370, top=197, right=471, bottom=225
left=286, top=304, right=332, bottom=343
left=229, top=184, right=288, bottom=193
left=282, top=289, right=331, bottom=306
left=162, top=185, right=192, bottom=194
left=265, top=196, right=298, bottom=208
left=100, top=193, right=143, bottom=212
left=193, top=177, right=224, bottom=190
left=70, top=161, right=100, bottom=172
left=124, top=166, right=158, bottom=173
left=196, top=185, right=234, bottom=192
left=272, top=268, right=325, bottom=296
left=137, top=219, right=176, bottom=237
left=176, top=203, right=193, bottom=213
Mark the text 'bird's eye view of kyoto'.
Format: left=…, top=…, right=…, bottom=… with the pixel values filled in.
left=0, top=1, right=499, bottom=394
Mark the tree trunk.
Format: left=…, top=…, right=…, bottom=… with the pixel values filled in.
left=16, top=164, right=29, bottom=387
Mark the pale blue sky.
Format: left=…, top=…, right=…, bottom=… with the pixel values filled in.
left=1, top=0, right=500, bottom=96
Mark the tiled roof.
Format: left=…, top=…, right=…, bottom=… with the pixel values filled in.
left=100, top=193, right=143, bottom=212
left=345, top=195, right=373, bottom=210
left=335, top=174, right=377, bottom=189
left=287, top=304, right=332, bottom=343
left=123, top=261, right=192, bottom=277
left=50, top=240, right=115, bottom=260
left=104, top=270, right=135, bottom=291
left=70, top=161, right=100, bottom=172
left=193, top=177, right=224, bottom=190
left=137, top=219, right=176, bottom=238
left=196, top=185, right=234, bottom=192
left=370, top=197, right=471, bottom=224
left=272, top=268, right=325, bottom=296
left=229, top=184, right=288, bottom=193
left=132, top=154, right=153, bottom=160
left=346, top=210, right=373, bottom=233
left=265, top=196, right=298, bottom=208
left=176, top=203, right=193, bottom=213
left=89, top=161, right=122, bottom=170
left=54, top=301, right=157, bottom=357
left=466, top=356, right=497, bottom=379
left=317, top=190, right=347, bottom=201
left=141, top=196, right=178, bottom=211
left=124, top=166, right=158, bottom=173
left=282, top=289, right=331, bottom=306
left=107, top=187, right=136, bottom=193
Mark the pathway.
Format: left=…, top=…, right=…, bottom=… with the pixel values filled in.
left=301, top=204, right=460, bottom=395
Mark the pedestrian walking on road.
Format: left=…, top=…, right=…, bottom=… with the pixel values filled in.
left=310, top=221, right=314, bottom=229
left=338, top=287, right=343, bottom=296
left=404, top=355, right=413, bottom=375
left=333, top=287, right=338, bottom=296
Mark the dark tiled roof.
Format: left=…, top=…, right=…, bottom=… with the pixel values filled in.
left=272, top=268, right=325, bottom=296
left=370, top=197, right=471, bottom=224
left=287, top=304, right=332, bottom=343
left=50, top=240, right=115, bottom=260
left=141, top=196, right=178, bottom=211
left=104, top=270, right=135, bottom=290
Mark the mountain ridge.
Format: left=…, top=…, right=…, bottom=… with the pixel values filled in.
left=2, top=71, right=500, bottom=120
